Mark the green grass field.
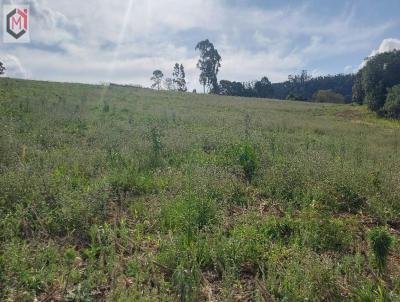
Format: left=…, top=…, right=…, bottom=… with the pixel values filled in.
left=1, top=78, right=400, bottom=301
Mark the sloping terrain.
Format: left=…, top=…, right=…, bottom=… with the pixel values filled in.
left=1, top=78, right=400, bottom=301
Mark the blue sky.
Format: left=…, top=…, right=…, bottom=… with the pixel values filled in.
left=1, top=0, right=399, bottom=90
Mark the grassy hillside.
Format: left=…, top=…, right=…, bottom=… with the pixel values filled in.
left=1, top=78, right=400, bottom=301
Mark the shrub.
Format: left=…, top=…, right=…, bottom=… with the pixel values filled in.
left=286, top=93, right=306, bottom=101
left=102, top=101, right=110, bottom=112
left=109, top=168, right=156, bottom=196
left=382, top=84, right=400, bottom=119
left=299, top=212, right=354, bottom=252
left=157, top=234, right=212, bottom=301
left=216, top=223, right=266, bottom=274
left=216, top=218, right=298, bottom=274
left=172, top=262, right=201, bottom=302
left=312, top=90, right=345, bottom=104
left=368, top=227, right=394, bottom=273
left=319, top=183, right=367, bottom=214
left=234, top=141, right=258, bottom=183
left=148, top=126, right=164, bottom=167
left=230, top=185, right=248, bottom=207
left=353, top=279, right=395, bottom=302
left=262, top=217, right=298, bottom=244
left=160, top=194, right=218, bottom=241
left=264, top=246, right=341, bottom=301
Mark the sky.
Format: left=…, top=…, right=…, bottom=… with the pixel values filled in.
left=1, top=0, right=400, bottom=91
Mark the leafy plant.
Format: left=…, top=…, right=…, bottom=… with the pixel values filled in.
left=368, top=227, right=394, bottom=273
left=235, top=141, right=258, bottom=183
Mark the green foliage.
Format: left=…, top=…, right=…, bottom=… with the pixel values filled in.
left=254, top=76, right=274, bottom=98
left=151, top=70, right=164, bottom=90
left=368, top=227, right=394, bottom=273
left=150, top=126, right=163, bottom=159
left=299, top=211, right=355, bottom=252
left=172, top=262, right=201, bottom=302
left=273, top=73, right=355, bottom=102
left=216, top=223, right=267, bottom=273
left=172, top=63, right=187, bottom=92
left=312, top=89, right=345, bottom=104
left=383, top=84, right=400, bottom=118
left=195, top=39, right=221, bottom=93
left=352, top=72, right=365, bottom=104
left=220, top=76, right=274, bottom=98
left=353, top=279, right=396, bottom=302
left=102, top=101, right=110, bottom=112
left=109, top=168, right=156, bottom=195
left=319, top=183, right=367, bottom=214
left=161, top=194, right=218, bottom=240
left=234, top=141, right=258, bottom=183
left=357, top=50, right=400, bottom=114
left=1, top=78, right=400, bottom=300
left=286, top=93, right=306, bottom=101
left=230, top=185, right=248, bottom=207
left=264, top=247, right=341, bottom=301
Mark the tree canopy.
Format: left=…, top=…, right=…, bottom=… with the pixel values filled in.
left=195, top=39, right=221, bottom=94
left=382, top=84, right=400, bottom=119
left=173, top=63, right=187, bottom=92
left=355, top=50, right=400, bottom=113
left=219, top=76, right=274, bottom=98
left=254, top=77, right=274, bottom=98
left=0, top=62, right=5, bottom=75
left=151, top=70, right=164, bottom=90
left=273, top=73, right=355, bottom=102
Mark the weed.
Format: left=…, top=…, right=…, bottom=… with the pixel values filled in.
left=234, top=141, right=258, bottom=183
left=369, top=227, right=394, bottom=273
left=1, top=78, right=400, bottom=300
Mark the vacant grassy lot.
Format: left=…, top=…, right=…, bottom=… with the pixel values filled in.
left=1, top=78, right=400, bottom=301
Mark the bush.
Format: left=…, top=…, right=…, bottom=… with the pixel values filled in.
left=382, top=84, right=400, bottom=119
left=299, top=211, right=355, bottom=252
left=216, top=223, right=267, bottom=274
left=286, top=93, right=306, bottom=101
left=312, top=90, right=345, bottom=104
left=230, top=185, right=249, bottom=207
left=109, top=168, right=156, bottom=196
left=368, top=227, right=394, bottom=273
left=319, top=183, right=367, bottom=214
left=359, top=50, right=400, bottom=112
left=264, top=247, right=341, bottom=301
left=216, top=218, right=297, bottom=274
left=234, top=142, right=258, bottom=183
left=157, top=234, right=212, bottom=301
left=160, top=194, right=218, bottom=241
left=102, top=101, right=110, bottom=112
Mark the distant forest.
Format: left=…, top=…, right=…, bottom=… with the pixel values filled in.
left=220, top=72, right=355, bottom=103
left=148, top=39, right=356, bottom=103
left=272, top=73, right=355, bottom=102
left=149, top=38, right=399, bottom=115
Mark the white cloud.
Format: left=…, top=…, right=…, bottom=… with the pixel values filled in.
left=359, top=38, right=400, bottom=69
left=1, top=0, right=397, bottom=89
left=370, top=38, right=400, bottom=56
left=344, top=65, right=353, bottom=74
left=0, top=54, right=29, bottom=78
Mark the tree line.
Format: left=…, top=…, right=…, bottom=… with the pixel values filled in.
left=352, top=50, right=400, bottom=118
left=151, top=63, right=187, bottom=92
left=150, top=39, right=355, bottom=103
left=1, top=39, right=398, bottom=119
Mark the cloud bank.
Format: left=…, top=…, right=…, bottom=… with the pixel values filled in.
left=0, top=0, right=398, bottom=89
left=370, top=38, right=400, bottom=56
